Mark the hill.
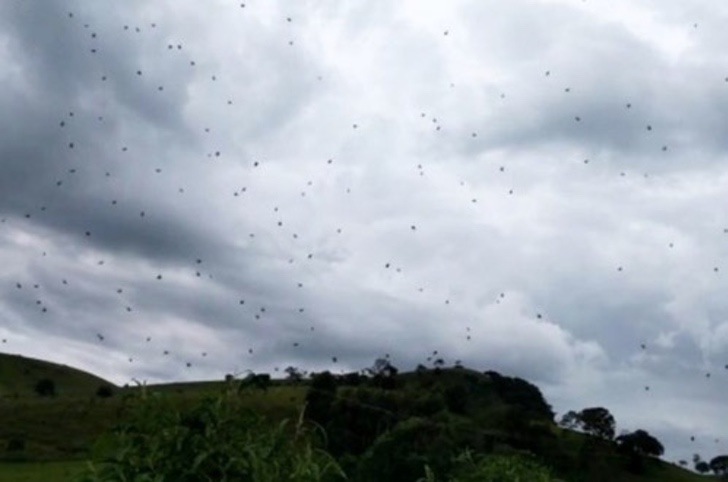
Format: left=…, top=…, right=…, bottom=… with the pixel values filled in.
left=0, top=355, right=714, bottom=481
left=300, top=363, right=710, bottom=481
left=0, top=352, right=117, bottom=399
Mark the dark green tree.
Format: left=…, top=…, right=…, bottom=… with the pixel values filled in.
left=305, top=371, right=338, bottom=429
left=96, top=385, right=114, bottom=398
left=696, top=460, right=710, bottom=474
left=34, top=378, right=56, bottom=397
left=558, top=410, right=580, bottom=430
left=577, top=407, right=615, bottom=440
left=284, top=366, right=303, bottom=383
left=616, top=429, right=664, bottom=474
left=485, top=371, right=555, bottom=421
left=616, top=429, right=663, bottom=457
left=342, top=372, right=363, bottom=386
left=367, top=358, right=399, bottom=389
left=355, top=417, right=457, bottom=482
left=443, top=383, right=468, bottom=415
left=710, top=455, right=728, bottom=477
left=239, top=373, right=271, bottom=392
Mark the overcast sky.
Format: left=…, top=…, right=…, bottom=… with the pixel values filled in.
left=2, top=0, right=728, bottom=465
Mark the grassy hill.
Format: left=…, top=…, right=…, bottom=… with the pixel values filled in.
left=0, top=352, right=116, bottom=399
left=0, top=354, right=713, bottom=481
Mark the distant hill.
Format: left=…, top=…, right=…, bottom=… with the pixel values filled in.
left=0, top=352, right=117, bottom=399
left=0, top=354, right=709, bottom=482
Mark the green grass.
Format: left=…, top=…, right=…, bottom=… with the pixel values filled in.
left=0, top=353, right=117, bottom=399
left=0, top=382, right=307, bottom=461
left=0, top=460, right=85, bottom=482
left=0, top=382, right=309, bottom=480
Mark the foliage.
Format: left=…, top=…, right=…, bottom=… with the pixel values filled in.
left=0, top=358, right=711, bottom=482
left=419, top=450, right=556, bottom=482
left=323, top=386, right=400, bottom=457
left=6, top=436, right=25, bottom=452
left=239, top=373, right=272, bottom=392
left=305, top=371, right=339, bottom=433
left=96, top=385, right=114, bottom=398
left=559, top=407, right=615, bottom=440
left=285, top=366, right=304, bottom=383
left=559, top=410, right=580, bottom=430
left=34, top=378, right=56, bottom=397
left=355, top=417, right=458, bottom=482
left=695, top=461, right=710, bottom=474
left=74, top=389, right=345, bottom=482
left=616, top=429, right=664, bottom=457
left=616, top=429, right=664, bottom=475
left=484, top=371, right=554, bottom=422
left=710, top=455, right=728, bottom=477
left=366, top=358, right=400, bottom=390
left=442, top=383, right=468, bottom=415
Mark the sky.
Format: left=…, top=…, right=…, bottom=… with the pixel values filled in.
left=1, top=0, right=728, bottom=465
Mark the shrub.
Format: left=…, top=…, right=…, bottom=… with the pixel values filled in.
left=75, top=390, right=345, bottom=482
left=355, top=417, right=458, bottom=482
left=5, top=437, right=25, bottom=452
left=420, top=450, right=557, bottom=482
left=34, top=378, right=56, bottom=397
left=95, top=385, right=114, bottom=398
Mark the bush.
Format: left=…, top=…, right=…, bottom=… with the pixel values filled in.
left=420, top=450, right=557, bottom=482
left=355, top=417, right=458, bottom=482
left=34, top=378, right=56, bottom=397
left=5, top=437, right=25, bottom=452
left=75, top=390, right=345, bottom=482
left=95, top=385, right=114, bottom=398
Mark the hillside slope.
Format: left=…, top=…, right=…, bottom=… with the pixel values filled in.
left=0, top=352, right=116, bottom=399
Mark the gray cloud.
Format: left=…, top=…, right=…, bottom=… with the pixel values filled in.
left=2, top=0, right=728, bottom=465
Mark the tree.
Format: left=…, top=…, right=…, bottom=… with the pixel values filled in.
left=696, top=461, right=710, bottom=474
left=486, top=371, right=555, bottom=422
left=579, top=407, right=616, bottom=440
left=34, top=378, right=56, bottom=397
left=559, top=407, right=615, bottom=440
left=559, top=410, right=580, bottom=430
left=341, top=372, right=363, bottom=386
left=616, top=429, right=663, bottom=457
left=305, top=371, right=338, bottom=429
left=367, top=357, right=399, bottom=389
left=240, top=373, right=270, bottom=392
left=284, top=366, right=303, bottom=383
left=96, top=385, right=114, bottom=398
left=367, top=357, right=398, bottom=377
left=710, top=455, right=728, bottom=476
left=356, top=416, right=458, bottom=482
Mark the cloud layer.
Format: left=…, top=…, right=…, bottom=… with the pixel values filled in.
left=1, top=0, right=728, bottom=464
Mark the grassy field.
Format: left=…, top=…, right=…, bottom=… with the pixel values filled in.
left=0, top=460, right=85, bottom=482
left=0, top=353, right=114, bottom=399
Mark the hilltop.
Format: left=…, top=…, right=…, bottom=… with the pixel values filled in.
left=0, top=354, right=714, bottom=481
left=0, top=352, right=116, bottom=399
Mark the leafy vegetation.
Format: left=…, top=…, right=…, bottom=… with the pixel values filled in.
left=75, top=385, right=345, bottom=482
left=0, top=354, right=719, bottom=481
